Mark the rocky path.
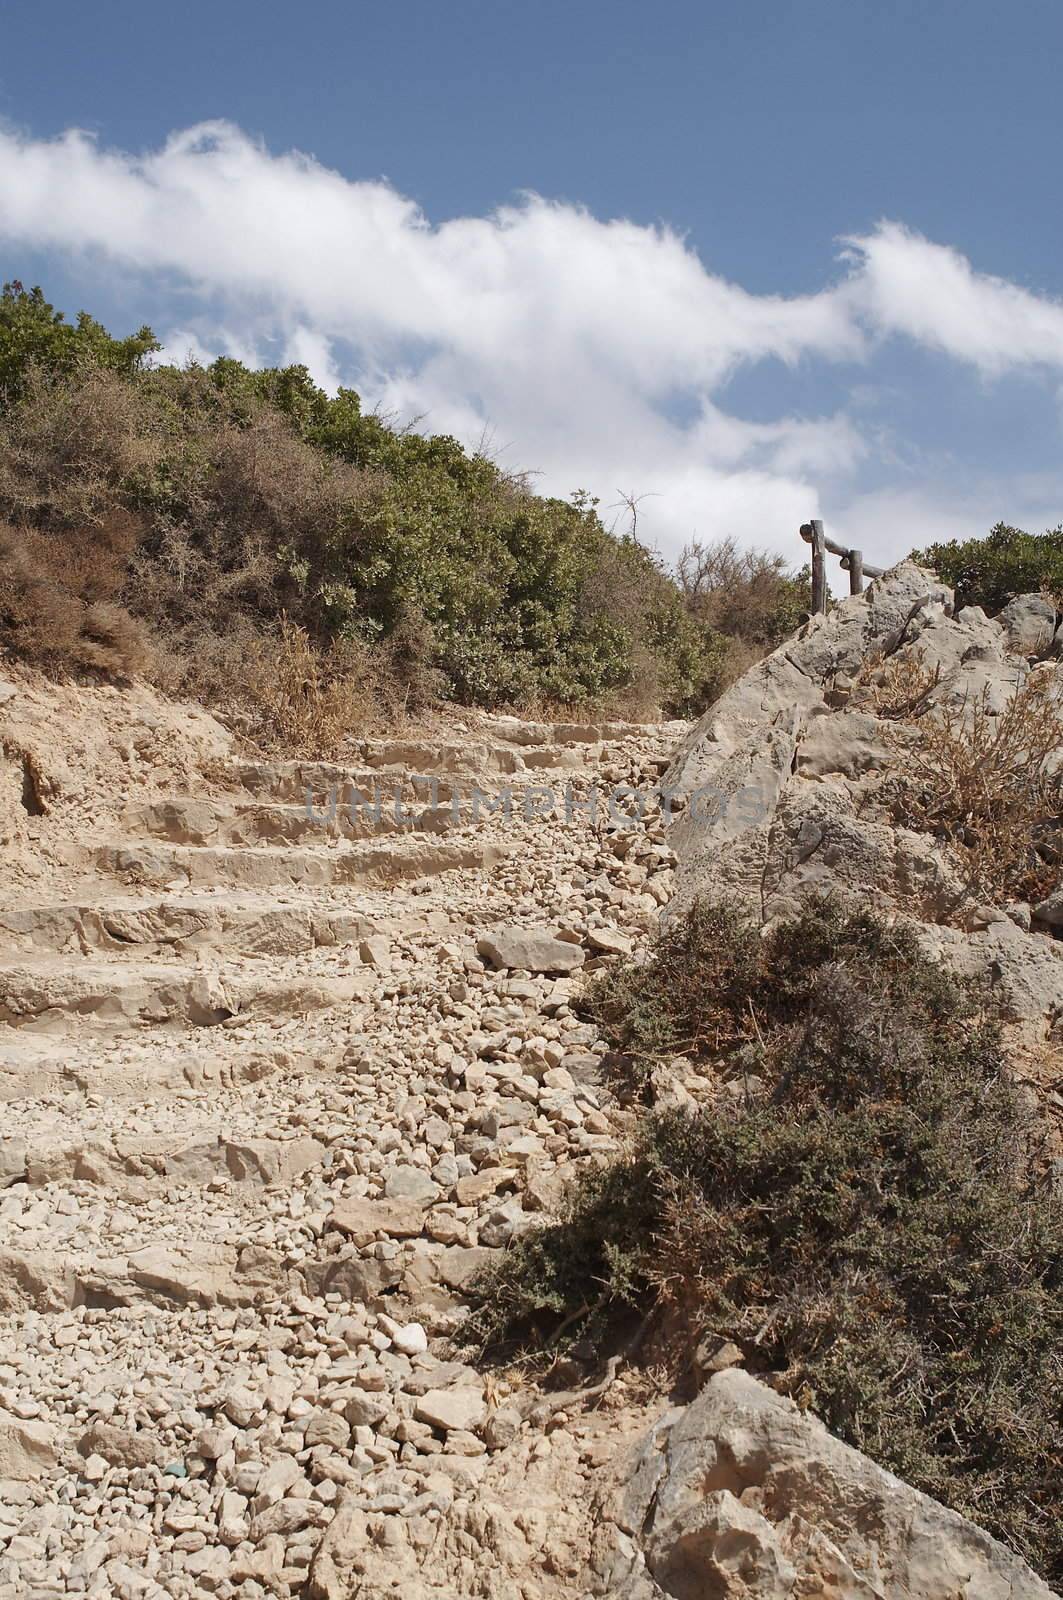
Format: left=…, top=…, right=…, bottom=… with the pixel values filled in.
left=0, top=712, right=685, bottom=1599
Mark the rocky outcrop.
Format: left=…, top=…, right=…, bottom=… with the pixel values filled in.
left=663, top=562, right=1063, bottom=1028
left=596, top=1370, right=1056, bottom=1599
left=616, top=568, right=1063, bottom=1599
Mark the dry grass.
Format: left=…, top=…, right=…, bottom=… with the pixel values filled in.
left=855, top=650, right=941, bottom=719
left=234, top=621, right=375, bottom=755
left=857, top=651, right=1063, bottom=909
left=891, top=674, right=1063, bottom=906
left=206, top=615, right=446, bottom=756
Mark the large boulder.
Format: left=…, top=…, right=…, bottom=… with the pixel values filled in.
left=477, top=927, right=585, bottom=973
left=77, top=1422, right=161, bottom=1469
left=68, top=1243, right=287, bottom=1309
left=0, top=1412, right=57, bottom=1480
left=597, top=1370, right=1057, bottom=1599
left=999, top=593, right=1057, bottom=657
left=664, top=562, right=952, bottom=799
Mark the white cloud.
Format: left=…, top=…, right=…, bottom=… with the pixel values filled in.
left=843, top=222, right=1063, bottom=374
left=829, top=487, right=981, bottom=569
left=1, top=122, right=1062, bottom=563
left=154, top=326, right=264, bottom=371
left=831, top=474, right=1063, bottom=574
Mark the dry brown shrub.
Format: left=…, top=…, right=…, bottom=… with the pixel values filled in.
left=0, top=367, right=161, bottom=528
left=145, top=617, right=372, bottom=754
left=204, top=411, right=376, bottom=557
left=230, top=621, right=373, bottom=754
left=146, top=600, right=444, bottom=755
left=597, top=641, right=668, bottom=722
left=375, top=606, right=446, bottom=717
left=676, top=535, right=808, bottom=646
left=470, top=900, right=1063, bottom=1580
left=121, top=405, right=387, bottom=687
left=872, top=665, right=1063, bottom=907
left=854, top=650, right=941, bottom=719
left=713, top=634, right=762, bottom=690
left=0, top=514, right=151, bottom=676
left=202, top=617, right=443, bottom=756
left=126, top=519, right=284, bottom=659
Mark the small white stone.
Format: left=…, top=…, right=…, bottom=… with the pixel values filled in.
left=384, top=1318, right=428, bottom=1356
left=81, top=1453, right=108, bottom=1482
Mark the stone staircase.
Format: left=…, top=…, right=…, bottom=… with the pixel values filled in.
left=0, top=713, right=688, bottom=1597
left=0, top=734, right=535, bottom=1037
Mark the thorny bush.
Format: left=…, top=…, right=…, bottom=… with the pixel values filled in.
left=466, top=899, right=1063, bottom=1581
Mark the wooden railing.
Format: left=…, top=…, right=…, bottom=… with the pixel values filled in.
left=799, top=520, right=884, bottom=614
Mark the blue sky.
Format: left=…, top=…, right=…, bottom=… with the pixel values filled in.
left=2, top=0, right=1063, bottom=566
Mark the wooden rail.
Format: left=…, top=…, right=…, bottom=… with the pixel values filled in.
left=799, top=520, right=884, bottom=614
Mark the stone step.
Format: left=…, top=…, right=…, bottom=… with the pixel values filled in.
left=3, top=1125, right=332, bottom=1192
left=360, top=738, right=527, bottom=774
left=0, top=891, right=376, bottom=959
left=0, top=955, right=369, bottom=1033
left=92, top=836, right=510, bottom=890
left=213, top=734, right=640, bottom=802
left=122, top=794, right=469, bottom=848
left=479, top=718, right=617, bottom=747
left=361, top=721, right=682, bottom=757
left=220, top=760, right=455, bottom=803
left=221, top=755, right=524, bottom=803
left=0, top=1032, right=326, bottom=1103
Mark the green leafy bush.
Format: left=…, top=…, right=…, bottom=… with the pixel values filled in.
left=914, top=520, right=1063, bottom=611
left=0, top=281, right=158, bottom=405
left=468, top=899, right=1063, bottom=1580
left=0, top=283, right=792, bottom=734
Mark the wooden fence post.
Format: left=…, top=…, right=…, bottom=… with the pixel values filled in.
left=847, top=549, right=863, bottom=596
left=810, top=519, right=827, bottom=615
left=801, top=521, right=883, bottom=608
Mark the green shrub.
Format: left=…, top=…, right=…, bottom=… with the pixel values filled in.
left=584, top=898, right=760, bottom=1090
left=1, top=280, right=158, bottom=406
left=914, top=520, right=1063, bottom=611
left=467, top=899, right=1063, bottom=1580
left=0, top=283, right=780, bottom=730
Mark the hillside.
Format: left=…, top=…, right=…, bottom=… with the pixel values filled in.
left=0, top=562, right=1060, bottom=1597
left=0, top=282, right=810, bottom=742
left=2, top=278, right=1062, bottom=1600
